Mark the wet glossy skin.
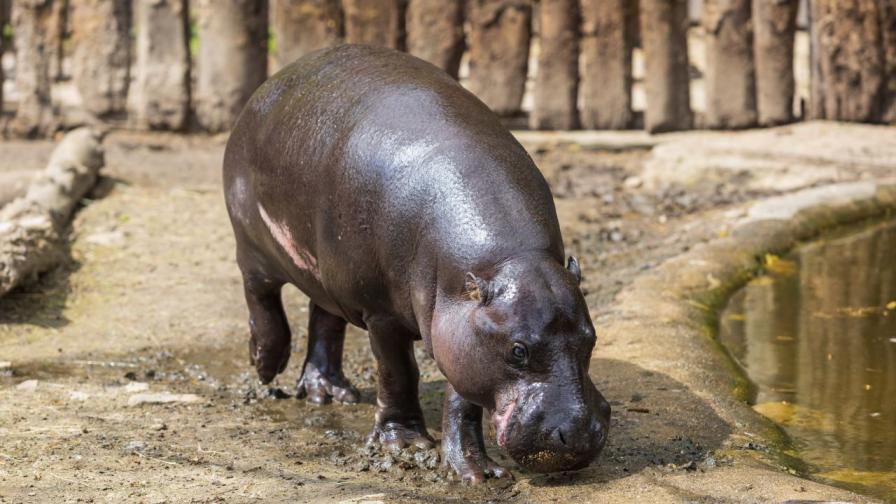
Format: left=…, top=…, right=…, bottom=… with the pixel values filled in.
left=223, top=45, right=610, bottom=482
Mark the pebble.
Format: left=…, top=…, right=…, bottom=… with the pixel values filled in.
left=85, top=230, right=126, bottom=247
left=127, top=392, right=203, bottom=406
left=16, top=380, right=38, bottom=391
left=123, top=382, right=150, bottom=393
left=623, top=176, right=643, bottom=189
left=69, top=391, right=90, bottom=401
left=124, top=440, right=146, bottom=452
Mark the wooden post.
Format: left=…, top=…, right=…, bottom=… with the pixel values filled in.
left=882, top=0, right=896, bottom=123
left=531, top=0, right=578, bottom=129
left=48, top=0, right=67, bottom=81
left=70, top=0, right=132, bottom=117
left=195, top=0, right=268, bottom=133
left=405, top=0, right=464, bottom=78
left=341, top=0, right=401, bottom=49
left=808, top=0, right=822, bottom=120
left=0, top=0, right=8, bottom=117
left=808, top=0, right=887, bottom=122
left=10, top=0, right=58, bottom=137
left=579, top=0, right=635, bottom=129
left=703, top=0, right=757, bottom=129
left=639, top=0, right=692, bottom=132
left=270, top=0, right=341, bottom=73
left=133, top=0, right=190, bottom=130
left=467, top=0, right=532, bottom=116
left=752, top=0, right=798, bottom=126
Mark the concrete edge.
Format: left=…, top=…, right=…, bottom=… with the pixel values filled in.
left=599, top=179, right=896, bottom=501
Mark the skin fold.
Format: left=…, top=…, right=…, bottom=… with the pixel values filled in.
left=223, top=44, right=610, bottom=482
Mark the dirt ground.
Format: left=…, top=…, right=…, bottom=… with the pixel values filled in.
left=0, top=127, right=888, bottom=503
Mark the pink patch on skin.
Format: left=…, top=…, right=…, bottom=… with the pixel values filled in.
left=493, top=401, right=516, bottom=448
left=257, top=203, right=319, bottom=278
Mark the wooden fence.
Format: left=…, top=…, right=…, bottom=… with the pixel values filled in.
left=0, top=0, right=894, bottom=138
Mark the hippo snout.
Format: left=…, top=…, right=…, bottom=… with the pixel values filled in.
left=549, top=413, right=608, bottom=458
left=500, top=386, right=611, bottom=473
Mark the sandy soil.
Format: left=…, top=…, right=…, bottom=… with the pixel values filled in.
left=0, top=129, right=882, bottom=503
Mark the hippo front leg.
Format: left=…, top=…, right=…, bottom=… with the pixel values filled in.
left=442, top=383, right=511, bottom=484
left=366, top=320, right=435, bottom=451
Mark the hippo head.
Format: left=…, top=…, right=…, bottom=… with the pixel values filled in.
left=433, top=254, right=610, bottom=473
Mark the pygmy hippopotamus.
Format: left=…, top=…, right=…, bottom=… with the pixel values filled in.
left=223, top=44, right=610, bottom=482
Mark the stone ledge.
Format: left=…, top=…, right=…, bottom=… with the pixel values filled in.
left=599, top=179, right=896, bottom=502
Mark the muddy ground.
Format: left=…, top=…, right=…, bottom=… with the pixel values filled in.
left=0, top=127, right=888, bottom=503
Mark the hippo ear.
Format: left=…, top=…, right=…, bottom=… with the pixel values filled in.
left=567, top=256, right=582, bottom=284
left=464, top=272, right=493, bottom=305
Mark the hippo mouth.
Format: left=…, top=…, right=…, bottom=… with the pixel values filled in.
left=492, top=401, right=516, bottom=448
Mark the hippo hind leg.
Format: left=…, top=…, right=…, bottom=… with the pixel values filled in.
left=241, top=268, right=292, bottom=384
left=296, top=302, right=361, bottom=404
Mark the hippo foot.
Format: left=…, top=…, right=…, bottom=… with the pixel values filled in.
left=367, top=420, right=436, bottom=452
left=249, top=335, right=290, bottom=384
left=443, top=449, right=512, bottom=484
left=296, top=362, right=360, bottom=405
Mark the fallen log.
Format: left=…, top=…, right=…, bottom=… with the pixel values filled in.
left=0, top=171, right=36, bottom=209
left=0, top=128, right=105, bottom=297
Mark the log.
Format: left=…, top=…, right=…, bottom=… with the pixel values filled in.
left=639, top=0, right=692, bottom=132
left=10, top=0, right=58, bottom=138
left=467, top=0, right=532, bottom=116
left=702, top=0, right=757, bottom=129
left=341, top=0, right=401, bottom=49
left=752, top=0, right=799, bottom=126
left=405, top=0, right=464, bottom=79
left=70, top=0, right=132, bottom=117
left=0, top=171, right=35, bottom=208
left=808, top=0, right=888, bottom=122
left=530, top=0, right=578, bottom=130
left=270, top=0, right=342, bottom=73
left=579, top=0, right=635, bottom=129
left=133, top=0, right=190, bottom=130
left=195, top=0, right=268, bottom=133
left=0, top=128, right=104, bottom=297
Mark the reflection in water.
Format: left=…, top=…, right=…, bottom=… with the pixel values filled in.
left=719, top=220, right=896, bottom=502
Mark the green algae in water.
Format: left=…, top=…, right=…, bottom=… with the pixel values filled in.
left=719, top=219, right=896, bottom=503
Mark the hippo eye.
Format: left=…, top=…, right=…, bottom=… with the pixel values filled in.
left=511, top=342, right=528, bottom=362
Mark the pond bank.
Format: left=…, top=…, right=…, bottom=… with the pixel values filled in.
left=581, top=179, right=895, bottom=503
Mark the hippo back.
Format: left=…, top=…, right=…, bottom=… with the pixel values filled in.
left=224, top=45, right=563, bottom=328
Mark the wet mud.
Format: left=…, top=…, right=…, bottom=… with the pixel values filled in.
left=0, top=131, right=877, bottom=503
